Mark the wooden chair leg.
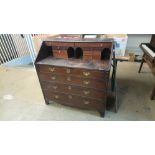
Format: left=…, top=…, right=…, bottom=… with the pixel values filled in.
left=138, top=57, right=144, bottom=73
left=150, top=86, right=155, bottom=100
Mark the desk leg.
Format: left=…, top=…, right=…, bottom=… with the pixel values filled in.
left=111, top=60, right=117, bottom=92
left=114, top=61, right=119, bottom=113
left=111, top=58, right=119, bottom=113
left=111, top=68, right=115, bottom=92
left=151, top=86, right=155, bottom=100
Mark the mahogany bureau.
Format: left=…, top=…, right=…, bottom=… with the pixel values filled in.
left=35, top=35, right=113, bottom=117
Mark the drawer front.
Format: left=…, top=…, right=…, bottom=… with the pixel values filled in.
left=83, top=51, right=93, bottom=56
left=83, top=50, right=104, bottom=60
left=45, top=41, right=74, bottom=47
left=43, top=90, right=105, bottom=110
left=83, top=55, right=93, bottom=60
left=52, top=46, right=68, bottom=50
left=53, top=50, right=68, bottom=59
left=75, top=42, right=102, bottom=47
left=75, top=42, right=112, bottom=48
left=41, top=81, right=106, bottom=99
left=37, top=65, right=109, bottom=80
left=92, top=51, right=101, bottom=60
left=81, top=47, right=102, bottom=51
left=52, top=42, right=74, bottom=47
left=83, top=51, right=93, bottom=60
left=45, top=41, right=112, bottom=48
left=38, top=73, right=108, bottom=90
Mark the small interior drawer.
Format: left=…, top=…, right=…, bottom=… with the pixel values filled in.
left=53, top=50, right=68, bottom=59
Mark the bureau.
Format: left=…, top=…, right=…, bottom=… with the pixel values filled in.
left=35, top=35, right=113, bottom=117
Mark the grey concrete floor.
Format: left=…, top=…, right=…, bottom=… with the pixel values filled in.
left=0, top=62, right=155, bottom=121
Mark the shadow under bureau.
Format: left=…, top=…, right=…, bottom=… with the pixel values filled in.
left=35, top=36, right=113, bottom=117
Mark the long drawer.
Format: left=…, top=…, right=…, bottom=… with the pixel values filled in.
left=45, top=41, right=112, bottom=48
left=37, top=65, right=109, bottom=80
left=45, top=41, right=74, bottom=47
left=43, top=90, right=105, bottom=110
left=38, top=73, right=108, bottom=90
left=74, top=42, right=112, bottom=48
left=41, top=81, right=107, bottom=99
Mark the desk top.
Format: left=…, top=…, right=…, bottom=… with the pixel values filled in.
left=36, top=56, right=111, bottom=71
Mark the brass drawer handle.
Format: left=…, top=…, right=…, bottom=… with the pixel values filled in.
left=68, top=86, right=72, bottom=90
left=66, top=69, right=71, bottom=74
left=53, top=86, right=58, bottom=89
left=83, top=90, right=90, bottom=95
left=49, top=67, right=55, bottom=72
left=68, top=95, right=72, bottom=99
left=83, top=71, right=90, bottom=76
left=83, top=80, right=90, bottom=85
left=51, top=76, right=56, bottom=80
left=84, top=101, right=89, bottom=105
left=67, top=77, right=71, bottom=81
left=54, top=95, right=59, bottom=99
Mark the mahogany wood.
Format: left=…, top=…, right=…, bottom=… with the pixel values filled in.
left=35, top=37, right=113, bottom=117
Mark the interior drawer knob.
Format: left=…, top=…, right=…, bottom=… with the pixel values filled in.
left=68, top=95, right=72, bottom=99
left=68, top=86, right=72, bottom=90
left=84, top=101, right=89, bottom=105
left=83, top=90, right=90, bottom=95
left=83, top=71, right=90, bottom=76
left=49, top=67, right=55, bottom=72
left=83, top=80, right=90, bottom=85
left=51, top=76, right=56, bottom=80
left=67, top=77, right=71, bottom=81
left=54, top=95, right=59, bottom=99
left=66, top=69, right=71, bottom=74
left=53, top=86, right=58, bottom=89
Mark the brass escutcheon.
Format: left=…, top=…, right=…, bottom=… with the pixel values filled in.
left=83, top=80, right=90, bottom=85
left=68, top=86, right=72, bottom=90
left=53, top=86, right=58, bottom=89
left=66, top=69, right=71, bottom=74
left=83, top=71, right=90, bottom=76
left=49, top=67, right=55, bottom=72
left=68, top=95, right=72, bottom=99
left=51, top=76, right=56, bottom=80
left=67, top=77, right=71, bottom=81
left=84, top=101, right=89, bottom=105
left=83, top=90, right=90, bottom=95
left=54, top=95, right=59, bottom=99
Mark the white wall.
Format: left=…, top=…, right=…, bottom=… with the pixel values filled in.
left=126, top=34, right=152, bottom=55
